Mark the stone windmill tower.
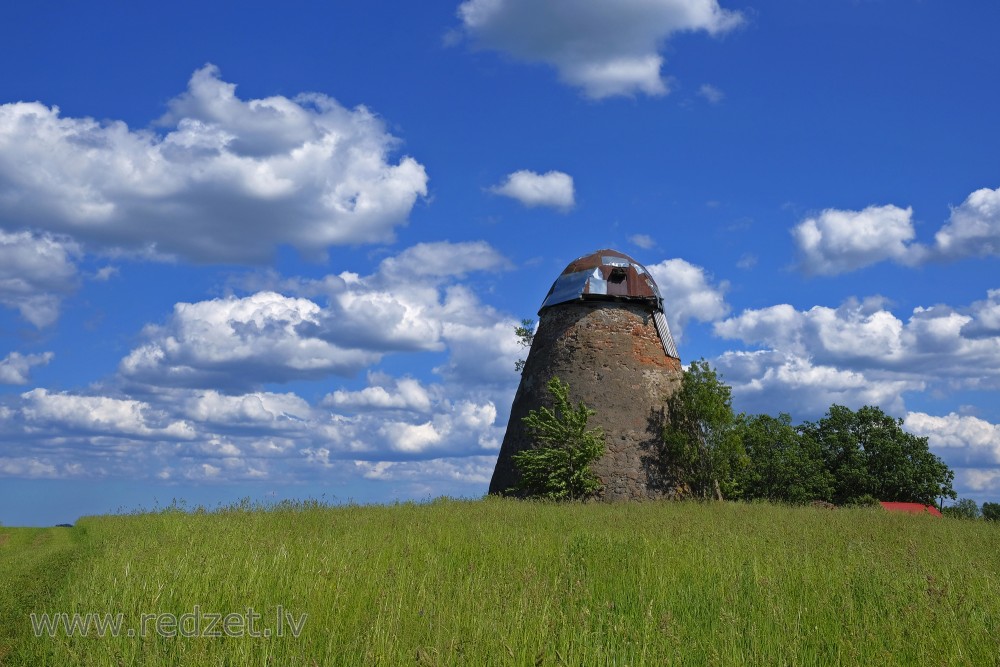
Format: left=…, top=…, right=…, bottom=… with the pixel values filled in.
left=489, top=249, right=684, bottom=500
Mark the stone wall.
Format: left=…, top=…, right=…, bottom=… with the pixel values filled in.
left=489, top=301, right=684, bottom=500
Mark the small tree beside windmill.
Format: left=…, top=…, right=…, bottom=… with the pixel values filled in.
left=513, top=377, right=605, bottom=500
left=661, top=359, right=744, bottom=501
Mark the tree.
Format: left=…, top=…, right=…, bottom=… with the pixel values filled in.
left=943, top=498, right=981, bottom=520
left=661, top=360, right=745, bottom=500
left=512, top=377, right=605, bottom=500
left=513, top=318, right=535, bottom=373
left=799, top=405, right=956, bottom=506
left=982, top=502, right=1000, bottom=522
left=734, top=413, right=834, bottom=504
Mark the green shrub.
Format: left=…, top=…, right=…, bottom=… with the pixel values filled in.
left=943, top=498, right=981, bottom=520
left=513, top=377, right=605, bottom=500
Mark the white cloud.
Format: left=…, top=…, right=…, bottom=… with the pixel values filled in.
left=791, top=186, right=1000, bottom=274
left=118, top=241, right=520, bottom=394
left=0, top=239, right=521, bottom=483
left=0, top=230, right=79, bottom=326
left=698, top=83, right=725, bottom=103
left=959, top=468, right=1000, bottom=495
left=490, top=170, right=575, bottom=210
left=628, top=233, right=656, bottom=249
left=715, top=295, right=1000, bottom=383
left=0, top=375, right=504, bottom=482
left=20, top=388, right=195, bottom=440
left=961, top=289, right=1000, bottom=338
left=712, top=292, right=1000, bottom=416
left=458, top=0, right=743, bottom=98
left=0, top=457, right=60, bottom=479
left=905, top=411, right=1000, bottom=467
left=324, top=374, right=434, bottom=413
left=791, top=204, right=921, bottom=275
left=180, top=390, right=313, bottom=426
left=715, top=349, right=921, bottom=416
left=436, top=316, right=525, bottom=388
left=119, top=291, right=381, bottom=390
left=933, top=186, right=1000, bottom=259
left=353, top=455, right=495, bottom=485
left=92, top=266, right=119, bottom=281
left=646, top=258, right=730, bottom=341
left=0, top=65, right=428, bottom=263
left=376, top=240, right=511, bottom=281
left=0, top=351, right=53, bottom=385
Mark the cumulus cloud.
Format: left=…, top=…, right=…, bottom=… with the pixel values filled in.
left=353, top=455, right=495, bottom=486
left=712, top=292, right=1000, bottom=416
left=323, top=374, right=434, bottom=413
left=0, top=230, right=79, bottom=326
left=646, top=258, right=730, bottom=340
left=1, top=370, right=504, bottom=483
left=904, top=411, right=1000, bottom=498
left=0, top=351, right=53, bottom=384
left=490, top=170, right=575, bottom=210
left=179, top=390, right=313, bottom=427
left=20, top=388, right=195, bottom=440
left=117, top=241, right=520, bottom=394
left=715, top=349, right=921, bottom=417
left=458, top=0, right=743, bottom=98
left=792, top=205, right=921, bottom=275
left=0, top=239, right=522, bottom=484
left=0, top=65, right=428, bottom=263
left=376, top=240, right=511, bottom=280
left=961, top=289, right=1000, bottom=339
left=933, top=186, right=1000, bottom=259
left=715, top=295, right=1000, bottom=382
left=119, top=291, right=382, bottom=390
left=905, top=411, right=1000, bottom=468
left=791, top=186, right=1000, bottom=275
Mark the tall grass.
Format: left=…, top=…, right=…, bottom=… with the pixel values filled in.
left=3, top=498, right=999, bottom=665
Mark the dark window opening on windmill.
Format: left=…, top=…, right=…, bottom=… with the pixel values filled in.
left=607, top=266, right=629, bottom=296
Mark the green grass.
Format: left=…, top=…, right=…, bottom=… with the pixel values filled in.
left=2, top=498, right=999, bottom=666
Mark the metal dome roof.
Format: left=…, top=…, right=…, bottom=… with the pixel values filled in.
left=539, top=249, right=679, bottom=358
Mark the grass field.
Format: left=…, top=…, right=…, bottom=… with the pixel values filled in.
left=1, top=498, right=998, bottom=666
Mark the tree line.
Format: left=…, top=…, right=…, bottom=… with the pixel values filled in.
left=514, top=359, right=965, bottom=509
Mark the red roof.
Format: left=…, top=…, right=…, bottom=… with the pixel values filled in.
left=880, top=502, right=942, bottom=517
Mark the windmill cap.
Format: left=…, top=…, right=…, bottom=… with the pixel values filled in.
left=538, top=249, right=679, bottom=359
left=539, top=249, right=662, bottom=312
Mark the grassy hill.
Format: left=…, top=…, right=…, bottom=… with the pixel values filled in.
left=1, top=498, right=998, bottom=666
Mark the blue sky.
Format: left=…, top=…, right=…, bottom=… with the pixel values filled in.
left=2, top=0, right=999, bottom=525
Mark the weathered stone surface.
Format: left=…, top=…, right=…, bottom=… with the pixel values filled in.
left=489, top=301, right=684, bottom=500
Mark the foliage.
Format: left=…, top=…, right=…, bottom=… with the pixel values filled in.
left=982, top=502, right=1000, bottom=522
left=512, top=377, right=605, bottom=500
left=847, top=494, right=882, bottom=508
left=657, top=362, right=958, bottom=508
left=662, top=359, right=745, bottom=499
left=513, top=318, right=535, bottom=373
left=733, top=413, right=834, bottom=504
left=943, top=498, right=981, bottom=520
left=799, top=405, right=956, bottom=506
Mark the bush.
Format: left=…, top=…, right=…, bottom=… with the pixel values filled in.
left=848, top=494, right=881, bottom=508
left=513, top=377, right=605, bottom=500
left=982, top=502, right=1000, bottom=522
left=943, top=498, right=981, bottom=520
